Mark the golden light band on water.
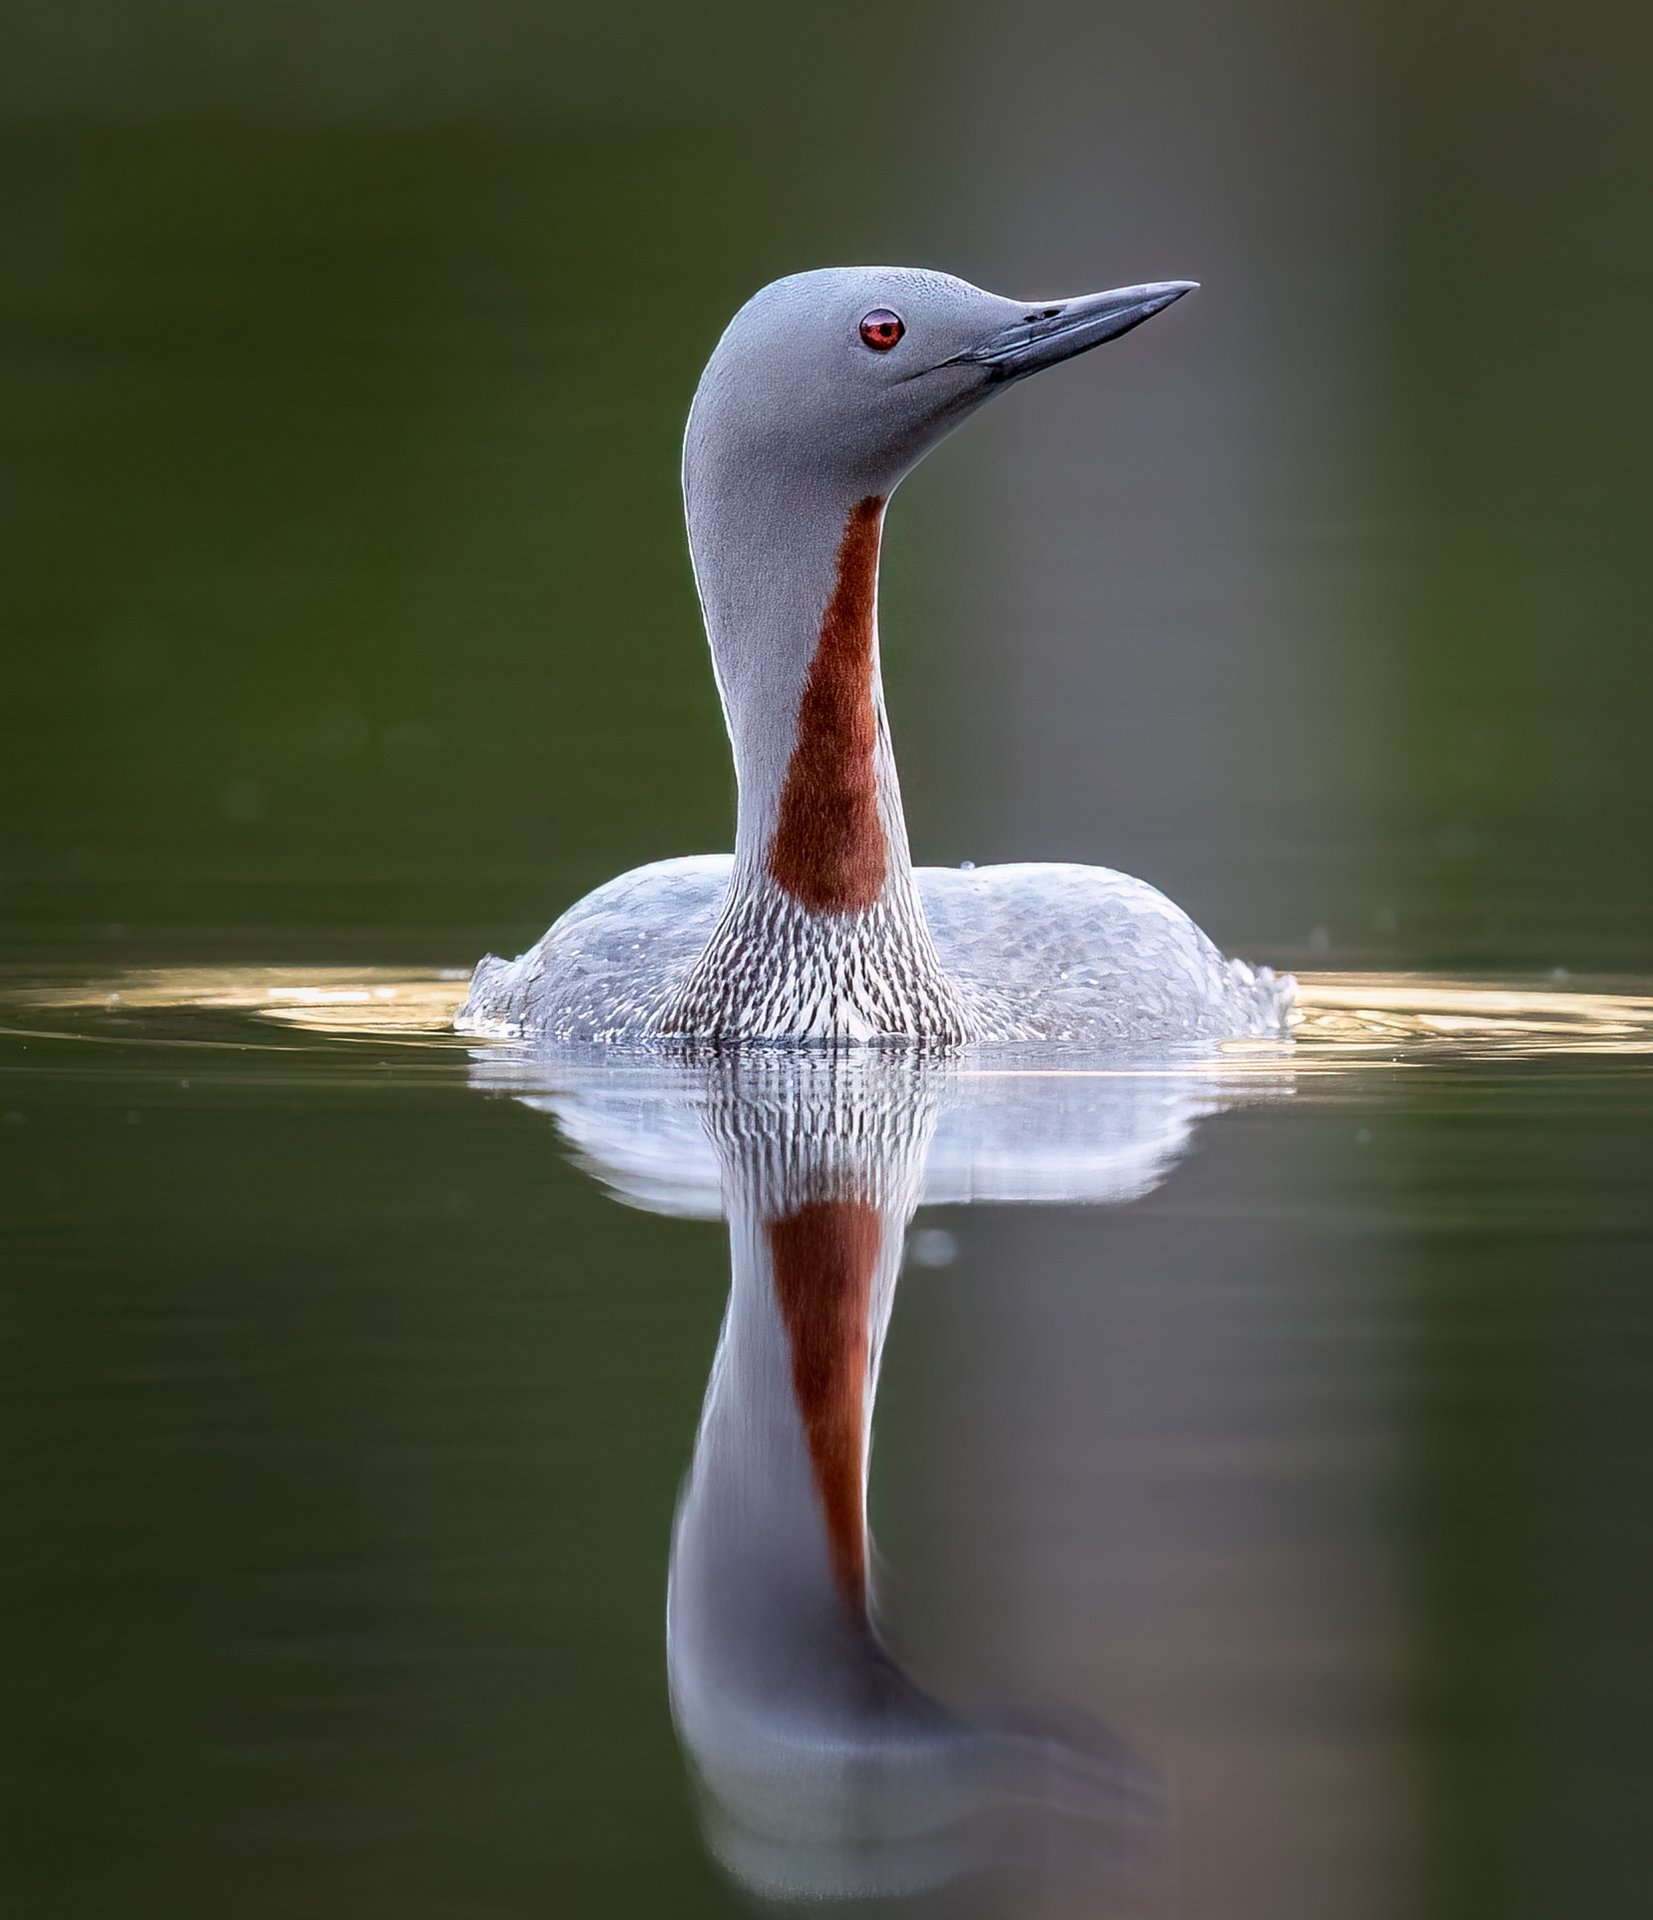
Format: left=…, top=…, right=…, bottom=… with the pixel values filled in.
left=1289, top=973, right=1653, bottom=1059
left=7, top=968, right=1653, bottom=1062
left=13, top=967, right=472, bottom=1040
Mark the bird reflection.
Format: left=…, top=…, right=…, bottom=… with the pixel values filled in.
left=470, top=1044, right=1288, bottom=1907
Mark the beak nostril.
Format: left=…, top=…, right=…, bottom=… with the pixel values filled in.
left=955, top=281, right=1196, bottom=379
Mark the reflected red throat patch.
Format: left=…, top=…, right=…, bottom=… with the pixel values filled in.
left=766, top=1197, right=882, bottom=1607
left=766, top=496, right=888, bottom=914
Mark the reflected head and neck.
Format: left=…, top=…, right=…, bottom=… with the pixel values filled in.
left=659, top=267, right=1195, bottom=1043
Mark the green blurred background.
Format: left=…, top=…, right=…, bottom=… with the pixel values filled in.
left=4, top=0, right=1648, bottom=978
left=3, top=7, right=1652, bottom=1920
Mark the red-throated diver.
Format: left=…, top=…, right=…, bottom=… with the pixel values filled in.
left=458, top=267, right=1293, bottom=1046
left=479, top=1047, right=1199, bottom=1901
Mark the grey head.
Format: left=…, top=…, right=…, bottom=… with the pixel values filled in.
left=685, top=265, right=1196, bottom=505
left=682, top=267, right=1196, bottom=878
left=669, top=265, right=1198, bottom=1043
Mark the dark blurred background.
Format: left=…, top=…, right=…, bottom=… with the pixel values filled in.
left=3, top=0, right=1649, bottom=978
left=4, top=8, right=1652, bottom=1920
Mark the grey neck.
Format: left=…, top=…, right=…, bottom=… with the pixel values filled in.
left=687, top=457, right=911, bottom=885
left=657, top=426, right=972, bottom=1041
left=667, top=1065, right=941, bottom=1763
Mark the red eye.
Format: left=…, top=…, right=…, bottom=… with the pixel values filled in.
left=858, top=309, right=905, bottom=351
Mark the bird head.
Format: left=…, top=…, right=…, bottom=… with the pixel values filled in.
left=686, top=265, right=1197, bottom=500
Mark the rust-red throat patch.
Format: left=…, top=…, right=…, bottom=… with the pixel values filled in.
left=766, top=497, right=888, bottom=914
left=766, top=1196, right=881, bottom=1608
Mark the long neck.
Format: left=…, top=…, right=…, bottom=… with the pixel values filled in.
left=671, top=1186, right=902, bottom=1677
left=690, top=466, right=914, bottom=903
left=652, top=1062, right=1162, bottom=1900
left=661, top=449, right=971, bottom=1041
left=667, top=1068, right=941, bottom=1768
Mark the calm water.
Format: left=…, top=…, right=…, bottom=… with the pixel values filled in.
left=5, top=5, right=1652, bottom=1913
left=4, top=971, right=1651, bottom=1917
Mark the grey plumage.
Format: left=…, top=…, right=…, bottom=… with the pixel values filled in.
left=476, top=1046, right=1230, bottom=1902
left=462, top=853, right=1288, bottom=1045
left=459, top=265, right=1293, bottom=1047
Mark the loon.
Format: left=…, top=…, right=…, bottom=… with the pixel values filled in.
left=476, top=1045, right=1204, bottom=1902
left=459, top=267, right=1292, bottom=1046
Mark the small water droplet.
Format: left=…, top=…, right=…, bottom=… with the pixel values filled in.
left=909, top=1227, right=959, bottom=1269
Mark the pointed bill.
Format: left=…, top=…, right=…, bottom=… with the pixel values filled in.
left=947, top=280, right=1198, bottom=382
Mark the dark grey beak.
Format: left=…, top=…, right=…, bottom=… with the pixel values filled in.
left=949, top=280, right=1198, bottom=383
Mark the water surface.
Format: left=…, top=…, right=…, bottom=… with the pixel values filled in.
left=4, top=13, right=1651, bottom=1912
left=5, top=970, right=1650, bottom=1916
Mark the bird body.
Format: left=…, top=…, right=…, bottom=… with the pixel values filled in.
left=459, top=266, right=1293, bottom=1047
left=462, top=853, right=1285, bottom=1044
